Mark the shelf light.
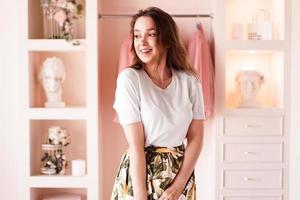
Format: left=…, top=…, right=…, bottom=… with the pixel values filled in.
left=241, top=65, right=256, bottom=71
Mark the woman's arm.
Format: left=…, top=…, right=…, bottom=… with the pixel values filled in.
left=159, top=119, right=204, bottom=200
left=122, top=122, right=148, bottom=200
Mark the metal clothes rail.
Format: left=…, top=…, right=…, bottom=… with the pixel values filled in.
left=98, top=13, right=214, bottom=19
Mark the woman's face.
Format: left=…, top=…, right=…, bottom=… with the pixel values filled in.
left=133, top=16, right=165, bottom=67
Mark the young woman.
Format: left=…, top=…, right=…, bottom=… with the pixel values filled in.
left=112, top=7, right=205, bottom=200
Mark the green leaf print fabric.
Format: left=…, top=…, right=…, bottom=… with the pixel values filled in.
left=111, top=145, right=196, bottom=200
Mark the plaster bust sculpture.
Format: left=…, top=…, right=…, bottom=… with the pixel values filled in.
left=39, top=57, right=66, bottom=107
left=235, top=70, right=265, bottom=107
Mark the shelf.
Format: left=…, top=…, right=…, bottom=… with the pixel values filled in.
left=222, top=108, right=285, bottom=116
left=29, top=175, right=88, bottom=188
left=27, top=40, right=86, bottom=51
left=223, top=40, right=285, bottom=51
left=28, top=108, right=87, bottom=119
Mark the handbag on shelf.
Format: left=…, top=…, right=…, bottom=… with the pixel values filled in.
left=247, top=9, right=273, bottom=40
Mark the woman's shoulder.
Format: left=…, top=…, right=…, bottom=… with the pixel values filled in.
left=175, top=70, right=199, bottom=83
left=117, top=67, right=142, bottom=82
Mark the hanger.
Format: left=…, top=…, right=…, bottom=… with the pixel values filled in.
left=194, top=14, right=202, bottom=31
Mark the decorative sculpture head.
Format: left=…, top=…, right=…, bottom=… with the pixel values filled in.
left=39, top=57, right=66, bottom=107
left=235, top=70, right=265, bottom=107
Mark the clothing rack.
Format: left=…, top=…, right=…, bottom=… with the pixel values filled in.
left=98, top=13, right=214, bottom=19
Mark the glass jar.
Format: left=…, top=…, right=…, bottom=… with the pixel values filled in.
left=40, top=144, right=67, bottom=175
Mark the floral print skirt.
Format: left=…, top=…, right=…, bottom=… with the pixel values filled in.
left=111, top=144, right=196, bottom=200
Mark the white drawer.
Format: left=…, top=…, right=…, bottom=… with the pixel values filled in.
left=223, top=169, right=282, bottom=189
left=223, top=143, right=283, bottom=163
left=224, top=197, right=282, bottom=200
left=224, top=116, right=283, bottom=136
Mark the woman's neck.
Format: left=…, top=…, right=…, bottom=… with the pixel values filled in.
left=144, top=64, right=172, bottom=89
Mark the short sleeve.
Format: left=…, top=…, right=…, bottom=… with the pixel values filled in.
left=113, top=69, right=141, bottom=125
left=190, top=78, right=206, bottom=120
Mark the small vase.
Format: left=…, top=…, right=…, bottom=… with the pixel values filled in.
left=40, top=144, right=67, bottom=175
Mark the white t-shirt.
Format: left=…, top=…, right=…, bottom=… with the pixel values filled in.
left=113, top=68, right=205, bottom=147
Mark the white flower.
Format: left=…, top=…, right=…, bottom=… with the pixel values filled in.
left=66, top=2, right=76, bottom=13
left=48, top=126, right=70, bottom=146
left=54, top=9, right=67, bottom=26
left=56, top=0, right=67, bottom=8
left=60, top=129, right=67, bottom=136
left=47, top=161, right=52, bottom=165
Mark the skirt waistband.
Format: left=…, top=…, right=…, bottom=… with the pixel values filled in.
left=144, top=144, right=185, bottom=155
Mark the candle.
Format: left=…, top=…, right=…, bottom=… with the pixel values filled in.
left=72, top=159, right=86, bottom=176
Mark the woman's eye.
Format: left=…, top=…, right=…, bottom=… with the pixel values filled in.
left=134, top=34, right=141, bottom=39
left=149, top=33, right=156, bottom=37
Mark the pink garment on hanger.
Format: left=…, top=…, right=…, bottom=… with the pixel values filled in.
left=188, top=23, right=215, bottom=118
left=117, top=36, right=134, bottom=73
left=114, top=36, right=134, bottom=123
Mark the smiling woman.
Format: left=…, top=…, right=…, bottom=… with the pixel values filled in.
left=111, top=7, right=205, bottom=200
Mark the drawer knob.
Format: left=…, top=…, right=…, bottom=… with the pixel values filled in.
left=246, top=124, right=262, bottom=128
left=243, top=177, right=257, bottom=181
left=244, top=151, right=258, bottom=155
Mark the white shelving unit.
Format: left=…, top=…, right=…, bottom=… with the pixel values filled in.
left=215, top=0, right=290, bottom=199
left=20, top=0, right=99, bottom=199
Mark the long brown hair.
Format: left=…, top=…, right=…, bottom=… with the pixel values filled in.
left=130, top=7, right=197, bottom=77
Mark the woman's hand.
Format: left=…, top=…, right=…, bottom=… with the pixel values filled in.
left=158, top=181, right=185, bottom=200
left=159, top=119, right=204, bottom=200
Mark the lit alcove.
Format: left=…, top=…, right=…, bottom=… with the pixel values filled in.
left=29, top=120, right=87, bottom=176
left=225, top=0, right=284, bottom=40
left=28, top=51, right=86, bottom=108
left=28, top=0, right=86, bottom=39
left=225, top=50, right=284, bottom=109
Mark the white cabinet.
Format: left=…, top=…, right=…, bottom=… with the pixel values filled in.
left=215, top=0, right=290, bottom=199
left=20, top=0, right=99, bottom=199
